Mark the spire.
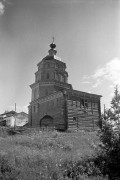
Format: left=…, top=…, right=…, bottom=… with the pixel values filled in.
left=52, top=36, right=55, bottom=44
left=49, top=37, right=57, bottom=55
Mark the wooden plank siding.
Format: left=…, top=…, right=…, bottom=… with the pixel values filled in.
left=67, top=98, right=100, bottom=131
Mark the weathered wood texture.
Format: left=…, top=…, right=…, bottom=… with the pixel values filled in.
left=67, top=98, right=100, bottom=131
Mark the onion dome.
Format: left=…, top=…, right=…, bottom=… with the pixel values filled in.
left=50, top=43, right=56, bottom=49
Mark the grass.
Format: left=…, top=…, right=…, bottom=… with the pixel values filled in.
left=0, top=127, right=107, bottom=180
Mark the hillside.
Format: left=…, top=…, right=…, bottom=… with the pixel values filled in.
left=0, top=128, right=106, bottom=180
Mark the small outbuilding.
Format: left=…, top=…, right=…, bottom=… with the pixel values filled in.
left=1, top=111, right=28, bottom=128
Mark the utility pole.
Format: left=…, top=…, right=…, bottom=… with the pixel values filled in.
left=15, top=103, right=16, bottom=112
left=14, top=103, right=16, bottom=130
left=104, top=104, right=106, bottom=119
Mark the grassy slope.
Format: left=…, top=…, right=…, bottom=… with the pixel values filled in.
left=0, top=128, right=104, bottom=180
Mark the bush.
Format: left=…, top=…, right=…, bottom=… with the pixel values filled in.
left=61, top=158, right=106, bottom=180
left=94, top=86, right=120, bottom=179
left=0, top=154, right=20, bottom=180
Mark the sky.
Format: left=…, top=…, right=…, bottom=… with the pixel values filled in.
left=0, top=0, right=120, bottom=113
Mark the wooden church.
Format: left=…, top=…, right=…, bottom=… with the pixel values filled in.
left=28, top=41, right=102, bottom=131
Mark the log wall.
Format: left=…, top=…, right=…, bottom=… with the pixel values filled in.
left=67, top=99, right=100, bottom=131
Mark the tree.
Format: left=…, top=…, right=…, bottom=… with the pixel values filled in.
left=97, top=85, right=120, bottom=179
left=111, top=85, right=120, bottom=120
left=103, top=86, right=120, bottom=125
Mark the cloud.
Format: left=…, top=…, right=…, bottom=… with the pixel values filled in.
left=83, top=57, right=120, bottom=88
left=92, top=79, right=101, bottom=88
left=0, top=1, right=4, bottom=15
left=80, top=81, right=91, bottom=84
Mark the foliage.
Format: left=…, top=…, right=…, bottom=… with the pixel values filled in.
left=0, top=154, right=20, bottom=180
left=104, top=85, right=120, bottom=121
left=62, top=157, right=104, bottom=180
left=96, top=85, right=120, bottom=179
left=0, top=130, right=100, bottom=179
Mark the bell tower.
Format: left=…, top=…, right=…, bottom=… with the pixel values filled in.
left=30, top=40, right=72, bottom=102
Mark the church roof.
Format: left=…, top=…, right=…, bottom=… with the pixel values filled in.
left=43, top=55, right=61, bottom=61
left=66, top=89, right=102, bottom=98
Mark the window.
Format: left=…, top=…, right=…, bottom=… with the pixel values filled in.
left=92, top=102, right=97, bottom=108
left=46, top=73, right=49, bottom=79
left=85, top=100, right=88, bottom=108
left=73, top=117, right=77, bottom=121
left=47, top=63, right=50, bottom=68
left=81, top=99, right=84, bottom=107
left=45, top=63, right=50, bottom=68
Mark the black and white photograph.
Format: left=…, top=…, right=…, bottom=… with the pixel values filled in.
left=0, top=0, right=120, bottom=179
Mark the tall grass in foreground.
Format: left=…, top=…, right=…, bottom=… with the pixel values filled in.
left=0, top=128, right=107, bottom=180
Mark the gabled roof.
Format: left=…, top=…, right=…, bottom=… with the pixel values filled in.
left=0, top=111, right=16, bottom=117
left=66, top=89, right=102, bottom=98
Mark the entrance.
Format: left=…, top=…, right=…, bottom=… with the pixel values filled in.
left=40, top=115, right=53, bottom=128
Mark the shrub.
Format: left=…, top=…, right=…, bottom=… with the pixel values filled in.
left=0, top=154, right=20, bottom=180
left=62, top=158, right=105, bottom=180
left=95, top=85, right=120, bottom=179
